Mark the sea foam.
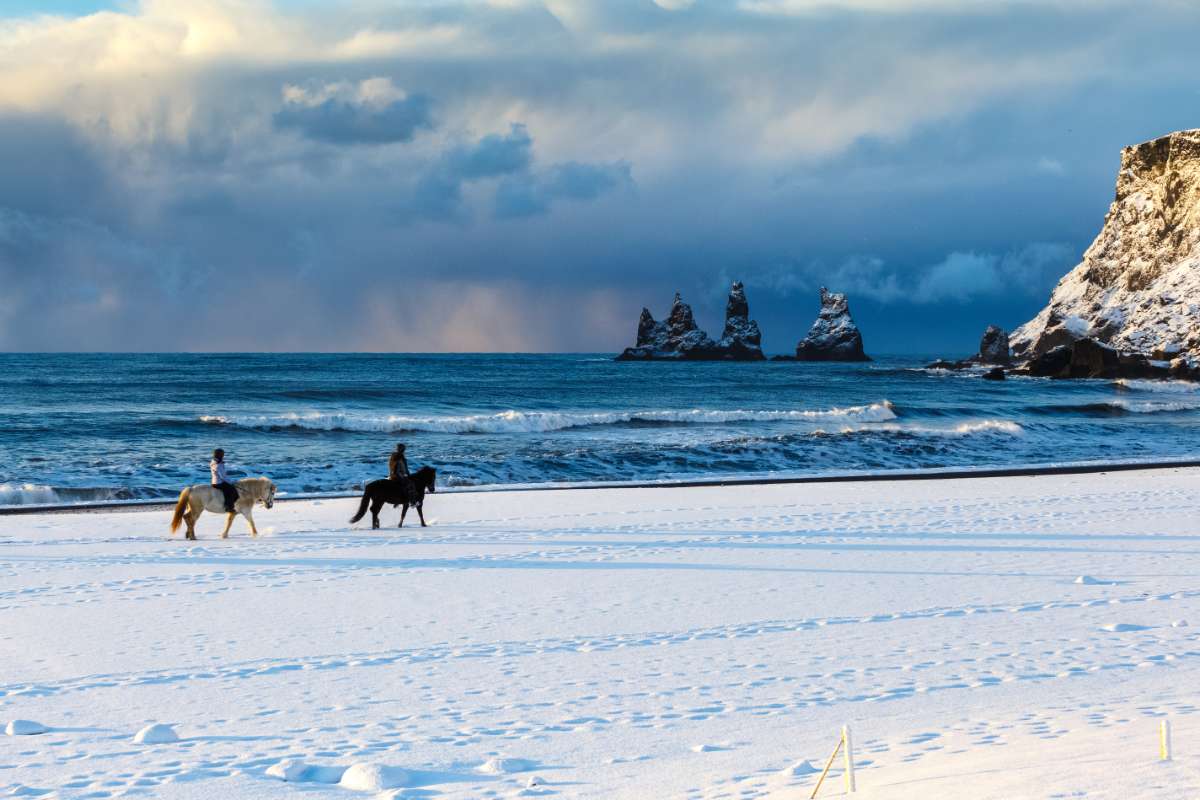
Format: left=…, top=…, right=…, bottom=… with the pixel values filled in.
left=199, top=402, right=898, bottom=434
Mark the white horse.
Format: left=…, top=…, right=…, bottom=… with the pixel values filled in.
left=170, top=477, right=277, bottom=540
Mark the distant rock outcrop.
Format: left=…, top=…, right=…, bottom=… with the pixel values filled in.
left=787, top=288, right=869, bottom=362
left=616, top=283, right=765, bottom=361
left=925, top=325, right=1012, bottom=372
left=1012, top=129, right=1200, bottom=366
left=717, top=281, right=764, bottom=360
left=978, top=325, right=1012, bottom=365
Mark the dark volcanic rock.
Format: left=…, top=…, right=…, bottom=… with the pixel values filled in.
left=717, top=281, right=765, bottom=360
left=1019, top=337, right=1172, bottom=379
left=794, top=288, right=869, bottom=362
left=982, top=367, right=1006, bottom=381
left=616, top=283, right=764, bottom=361
left=925, top=359, right=970, bottom=370
left=636, top=308, right=668, bottom=349
left=978, top=325, right=1012, bottom=365
left=926, top=325, right=1011, bottom=372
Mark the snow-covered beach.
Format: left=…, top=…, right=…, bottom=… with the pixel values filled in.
left=4, top=468, right=1200, bottom=799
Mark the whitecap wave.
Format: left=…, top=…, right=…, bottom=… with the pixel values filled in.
left=811, top=419, right=1023, bottom=438
left=199, top=402, right=898, bottom=434
left=1115, top=379, right=1200, bottom=394
left=950, top=420, right=1024, bottom=436
left=1109, top=399, right=1200, bottom=414
left=0, top=483, right=60, bottom=506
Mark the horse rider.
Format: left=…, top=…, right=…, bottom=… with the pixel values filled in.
left=210, top=448, right=238, bottom=513
left=388, top=443, right=417, bottom=503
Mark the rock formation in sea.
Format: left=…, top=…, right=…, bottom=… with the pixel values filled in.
left=924, top=325, right=1011, bottom=373
left=615, top=283, right=764, bottom=361
left=717, top=281, right=765, bottom=360
left=1011, top=129, right=1200, bottom=364
left=977, top=325, right=1012, bottom=365
left=788, top=288, right=869, bottom=361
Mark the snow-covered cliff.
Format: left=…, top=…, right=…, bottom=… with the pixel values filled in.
left=1012, top=129, right=1200, bottom=360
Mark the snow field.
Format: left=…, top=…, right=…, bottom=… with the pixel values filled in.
left=4, top=469, right=1200, bottom=797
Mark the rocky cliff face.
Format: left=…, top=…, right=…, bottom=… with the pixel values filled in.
left=791, top=288, right=869, bottom=361
left=616, top=283, right=764, bottom=361
left=1012, top=129, right=1200, bottom=361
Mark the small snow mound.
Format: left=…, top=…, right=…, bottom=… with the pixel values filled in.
left=133, top=723, right=179, bottom=744
left=1173, top=619, right=1190, bottom=627
left=781, top=759, right=820, bottom=776
left=1074, top=575, right=1104, bottom=585
left=5, top=720, right=47, bottom=736
left=526, top=775, right=545, bottom=788
left=266, top=759, right=310, bottom=782
left=691, top=743, right=722, bottom=753
left=1101, top=623, right=1150, bottom=633
left=338, top=762, right=413, bottom=791
left=479, top=757, right=537, bottom=775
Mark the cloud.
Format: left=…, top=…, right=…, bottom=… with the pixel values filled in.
left=447, top=123, right=533, bottom=179
left=494, top=160, right=632, bottom=219
left=737, top=243, right=1076, bottom=306
left=274, top=78, right=433, bottom=144
left=0, top=0, right=1196, bottom=351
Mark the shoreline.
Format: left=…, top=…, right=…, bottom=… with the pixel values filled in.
left=5, top=456, right=1200, bottom=516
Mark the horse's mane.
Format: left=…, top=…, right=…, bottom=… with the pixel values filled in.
left=236, top=476, right=274, bottom=496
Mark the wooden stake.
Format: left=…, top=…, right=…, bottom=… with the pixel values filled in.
left=843, top=725, right=856, bottom=793
left=809, top=735, right=844, bottom=799
left=1161, top=719, right=1172, bottom=761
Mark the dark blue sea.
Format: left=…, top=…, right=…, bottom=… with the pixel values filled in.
left=2, top=353, right=1199, bottom=506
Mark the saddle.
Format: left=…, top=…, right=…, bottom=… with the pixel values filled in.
left=389, top=475, right=418, bottom=504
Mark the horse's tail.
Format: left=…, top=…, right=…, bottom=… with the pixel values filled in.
left=170, top=487, right=191, bottom=534
left=349, top=486, right=371, bottom=524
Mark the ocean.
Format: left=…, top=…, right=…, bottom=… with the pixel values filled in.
left=1, top=352, right=1198, bottom=506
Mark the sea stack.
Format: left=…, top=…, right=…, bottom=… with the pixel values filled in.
left=977, top=325, right=1012, bottom=365
left=792, top=288, right=870, bottom=361
left=716, top=281, right=765, bottom=360
left=1011, top=129, right=1200, bottom=363
left=616, top=283, right=764, bottom=361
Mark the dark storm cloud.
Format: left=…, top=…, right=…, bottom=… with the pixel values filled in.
left=274, top=92, right=434, bottom=145
left=494, top=161, right=633, bottom=219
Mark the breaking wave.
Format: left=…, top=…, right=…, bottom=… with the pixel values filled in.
left=1028, top=400, right=1200, bottom=416
left=0, top=484, right=150, bottom=507
left=1115, top=379, right=1200, bottom=394
left=809, top=420, right=1023, bottom=438
left=0, top=483, right=59, bottom=506
left=198, top=402, right=898, bottom=434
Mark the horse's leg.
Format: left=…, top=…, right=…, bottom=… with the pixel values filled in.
left=398, top=504, right=407, bottom=528
left=371, top=499, right=384, bottom=529
left=187, top=505, right=200, bottom=541
left=244, top=508, right=258, bottom=537
left=221, top=511, right=236, bottom=539
left=417, top=501, right=426, bottom=528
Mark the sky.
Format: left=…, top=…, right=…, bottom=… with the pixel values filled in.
left=0, top=0, right=1197, bottom=354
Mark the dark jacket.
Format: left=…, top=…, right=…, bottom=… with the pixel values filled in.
left=388, top=451, right=410, bottom=480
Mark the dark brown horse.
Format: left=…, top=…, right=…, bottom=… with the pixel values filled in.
left=349, top=466, right=437, bottom=529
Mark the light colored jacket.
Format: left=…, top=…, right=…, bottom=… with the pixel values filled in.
left=211, top=459, right=229, bottom=485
